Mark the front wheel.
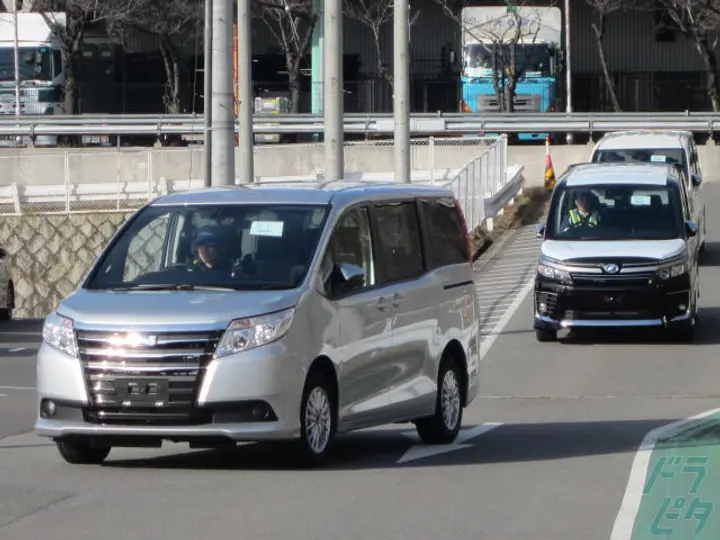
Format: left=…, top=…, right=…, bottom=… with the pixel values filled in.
left=415, top=357, right=464, bottom=445
left=535, top=328, right=557, bottom=342
left=56, top=437, right=111, bottom=465
left=294, top=371, right=337, bottom=467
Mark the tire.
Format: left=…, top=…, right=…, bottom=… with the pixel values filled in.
left=56, top=437, right=111, bottom=465
left=668, top=317, right=697, bottom=343
left=294, top=370, right=337, bottom=467
left=415, top=356, right=464, bottom=445
left=0, top=282, right=13, bottom=321
left=535, top=328, right=557, bottom=342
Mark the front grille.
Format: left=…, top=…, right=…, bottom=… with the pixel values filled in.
left=571, top=272, right=655, bottom=287
left=475, top=93, right=541, bottom=112
left=76, top=329, right=223, bottom=425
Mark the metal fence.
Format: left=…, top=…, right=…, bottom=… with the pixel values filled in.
left=0, top=136, right=504, bottom=215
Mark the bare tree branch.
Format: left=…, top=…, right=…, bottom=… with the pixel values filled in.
left=343, top=0, right=421, bottom=88
left=584, top=0, right=642, bottom=111
left=255, top=0, right=317, bottom=113
left=31, top=0, right=143, bottom=114
left=656, top=0, right=720, bottom=110
left=117, top=0, right=202, bottom=113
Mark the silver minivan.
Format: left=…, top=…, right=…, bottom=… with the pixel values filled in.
left=35, top=181, right=481, bottom=466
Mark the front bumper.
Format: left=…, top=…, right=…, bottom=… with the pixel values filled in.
left=34, top=338, right=306, bottom=443
left=533, top=275, right=693, bottom=330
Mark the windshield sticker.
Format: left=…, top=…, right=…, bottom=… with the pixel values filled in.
left=650, top=155, right=667, bottom=162
left=631, top=195, right=652, bottom=206
left=250, top=221, right=284, bottom=237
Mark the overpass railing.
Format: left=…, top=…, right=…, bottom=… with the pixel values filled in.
left=2, top=112, right=720, bottom=137
left=0, top=137, right=502, bottom=215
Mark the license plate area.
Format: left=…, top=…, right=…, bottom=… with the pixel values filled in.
left=114, top=378, right=169, bottom=403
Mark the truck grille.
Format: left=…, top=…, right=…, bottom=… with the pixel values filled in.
left=475, top=93, right=541, bottom=112
left=75, top=329, right=223, bottom=425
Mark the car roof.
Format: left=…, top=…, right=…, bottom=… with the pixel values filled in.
left=592, top=130, right=691, bottom=151
left=149, top=179, right=456, bottom=207
left=560, top=162, right=681, bottom=188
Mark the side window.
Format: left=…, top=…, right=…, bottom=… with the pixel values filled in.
left=322, top=206, right=376, bottom=297
left=123, top=213, right=171, bottom=281
left=420, top=198, right=468, bottom=268
left=373, top=201, right=425, bottom=283
left=53, top=50, right=63, bottom=77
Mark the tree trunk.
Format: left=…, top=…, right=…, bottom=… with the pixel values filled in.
left=696, top=36, right=720, bottom=111
left=286, top=53, right=301, bottom=113
left=62, top=57, right=76, bottom=114
left=160, top=40, right=182, bottom=114
left=591, top=13, right=622, bottom=112
left=505, top=45, right=517, bottom=113
left=372, top=28, right=392, bottom=89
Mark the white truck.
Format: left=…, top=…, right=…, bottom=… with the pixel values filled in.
left=0, top=12, right=65, bottom=146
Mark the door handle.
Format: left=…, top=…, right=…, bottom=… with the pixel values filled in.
left=377, top=296, right=389, bottom=311
left=391, top=293, right=403, bottom=307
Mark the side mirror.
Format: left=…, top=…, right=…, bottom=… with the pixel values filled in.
left=535, top=223, right=545, bottom=238
left=685, top=221, right=699, bottom=238
left=333, top=263, right=366, bottom=294
left=691, top=174, right=702, bottom=187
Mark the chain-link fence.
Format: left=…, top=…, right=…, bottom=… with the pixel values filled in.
left=0, top=136, right=503, bottom=214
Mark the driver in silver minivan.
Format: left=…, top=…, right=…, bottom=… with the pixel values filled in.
left=35, top=181, right=481, bottom=467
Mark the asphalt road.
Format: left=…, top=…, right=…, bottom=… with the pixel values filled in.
left=2, top=185, right=720, bottom=539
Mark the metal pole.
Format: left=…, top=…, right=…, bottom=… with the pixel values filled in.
left=564, top=0, right=573, bottom=144
left=310, top=0, right=324, bottom=142
left=210, top=0, right=235, bottom=186
left=394, top=0, right=411, bottom=183
left=324, top=0, right=343, bottom=181
left=237, top=0, right=253, bottom=183
left=12, top=0, right=20, bottom=117
left=203, top=0, right=213, bottom=187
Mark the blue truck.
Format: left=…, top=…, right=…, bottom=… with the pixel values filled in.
left=459, top=5, right=562, bottom=141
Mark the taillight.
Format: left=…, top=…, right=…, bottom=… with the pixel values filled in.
left=461, top=100, right=471, bottom=113
left=453, top=198, right=473, bottom=263
left=548, top=102, right=555, bottom=112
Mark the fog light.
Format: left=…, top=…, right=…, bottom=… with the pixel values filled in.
left=251, top=404, right=269, bottom=420
left=41, top=399, right=57, bottom=417
left=678, top=304, right=687, bottom=311
left=539, top=302, right=547, bottom=313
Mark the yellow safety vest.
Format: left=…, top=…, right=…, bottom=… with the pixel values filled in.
left=568, top=209, right=599, bottom=227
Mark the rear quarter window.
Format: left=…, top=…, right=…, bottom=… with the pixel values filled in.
left=420, top=198, right=468, bottom=269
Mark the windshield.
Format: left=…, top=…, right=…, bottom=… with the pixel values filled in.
left=593, top=147, right=688, bottom=174
left=86, top=203, right=330, bottom=291
left=546, top=184, right=684, bottom=241
left=463, top=43, right=554, bottom=79
left=0, top=47, right=53, bottom=82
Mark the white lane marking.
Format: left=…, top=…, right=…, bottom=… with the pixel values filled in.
left=0, top=385, right=35, bottom=391
left=609, top=407, right=720, bottom=540
left=397, top=422, right=504, bottom=464
left=8, top=347, right=26, bottom=353
left=479, top=278, right=534, bottom=360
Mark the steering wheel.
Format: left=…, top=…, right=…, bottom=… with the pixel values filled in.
left=169, top=263, right=196, bottom=272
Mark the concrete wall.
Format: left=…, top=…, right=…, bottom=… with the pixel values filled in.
left=3, top=141, right=720, bottom=188
left=0, top=142, right=493, bottom=186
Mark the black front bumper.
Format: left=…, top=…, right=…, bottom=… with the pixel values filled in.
left=533, top=275, right=693, bottom=330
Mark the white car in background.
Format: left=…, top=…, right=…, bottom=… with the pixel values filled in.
left=590, top=130, right=706, bottom=252
left=0, top=247, right=13, bottom=320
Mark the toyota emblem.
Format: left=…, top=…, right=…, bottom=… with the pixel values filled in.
left=602, top=263, right=620, bottom=274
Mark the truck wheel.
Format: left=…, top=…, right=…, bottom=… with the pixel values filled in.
left=56, top=437, right=111, bottom=465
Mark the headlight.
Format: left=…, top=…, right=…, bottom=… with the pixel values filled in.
left=537, top=258, right=573, bottom=284
left=656, top=256, right=689, bottom=280
left=215, top=307, right=295, bottom=358
left=42, top=312, right=77, bottom=357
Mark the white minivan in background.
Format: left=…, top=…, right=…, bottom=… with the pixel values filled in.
left=590, top=130, right=706, bottom=251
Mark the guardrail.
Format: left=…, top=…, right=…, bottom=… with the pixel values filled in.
left=2, top=112, right=720, bottom=136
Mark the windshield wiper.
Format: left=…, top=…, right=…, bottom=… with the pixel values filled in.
left=110, top=284, right=237, bottom=292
